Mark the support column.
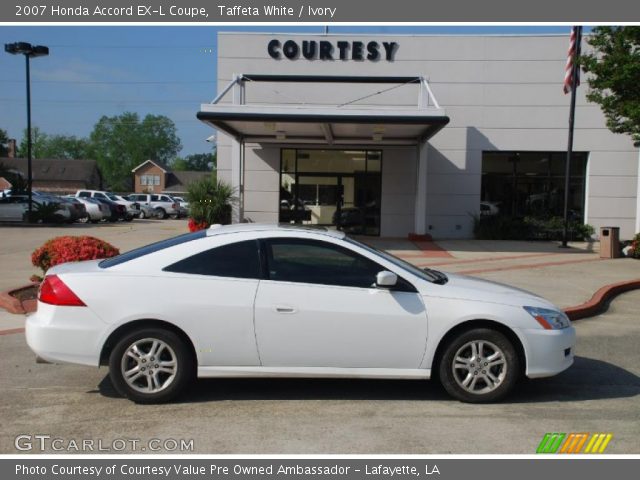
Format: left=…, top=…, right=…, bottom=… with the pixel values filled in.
left=230, top=138, right=243, bottom=223
left=413, top=141, right=428, bottom=236
left=230, top=73, right=245, bottom=224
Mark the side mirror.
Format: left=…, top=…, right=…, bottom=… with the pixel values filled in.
left=376, top=270, right=398, bottom=288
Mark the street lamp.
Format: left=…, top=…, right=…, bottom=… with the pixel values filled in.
left=4, top=42, right=49, bottom=219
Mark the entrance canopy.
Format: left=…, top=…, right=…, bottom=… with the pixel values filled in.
left=197, top=75, right=449, bottom=145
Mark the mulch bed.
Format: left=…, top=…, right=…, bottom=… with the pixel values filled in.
left=0, top=283, right=39, bottom=314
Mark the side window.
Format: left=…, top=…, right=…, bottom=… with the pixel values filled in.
left=150, top=195, right=159, bottom=201
left=163, top=240, right=261, bottom=279
left=265, top=238, right=383, bottom=289
left=77, top=191, right=90, bottom=198
left=95, top=192, right=106, bottom=199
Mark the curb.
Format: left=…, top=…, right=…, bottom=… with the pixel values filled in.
left=564, top=278, right=640, bottom=321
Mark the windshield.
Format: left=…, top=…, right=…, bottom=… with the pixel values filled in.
left=346, top=237, right=447, bottom=284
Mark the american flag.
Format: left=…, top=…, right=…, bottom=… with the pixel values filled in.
left=563, top=26, right=582, bottom=94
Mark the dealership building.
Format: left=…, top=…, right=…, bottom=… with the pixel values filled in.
left=198, top=33, right=640, bottom=239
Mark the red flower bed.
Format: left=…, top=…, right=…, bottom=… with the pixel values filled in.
left=32, top=236, right=120, bottom=273
left=188, top=218, right=209, bottom=232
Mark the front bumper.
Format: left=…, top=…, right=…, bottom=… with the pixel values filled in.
left=25, top=302, right=106, bottom=367
left=518, top=326, right=576, bottom=378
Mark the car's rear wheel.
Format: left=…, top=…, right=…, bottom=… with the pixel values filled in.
left=438, top=328, right=519, bottom=403
left=138, top=210, right=146, bottom=219
left=155, top=207, right=167, bottom=219
left=109, top=328, right=194, bottom=404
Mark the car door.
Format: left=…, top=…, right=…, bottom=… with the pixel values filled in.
left=160, top=238, right=262, bottom=366
left=254, top=237, right=428, bottom=369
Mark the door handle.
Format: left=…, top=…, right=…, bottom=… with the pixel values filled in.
left=274, top=306, right=297, bottom=314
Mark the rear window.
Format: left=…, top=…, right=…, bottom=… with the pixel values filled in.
left=99, top=230, right=207, bottom=268
left=164, top=240, right=261, bottom=279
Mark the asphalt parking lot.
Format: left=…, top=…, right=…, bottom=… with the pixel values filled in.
left=1, top=290, right=639, bottom=454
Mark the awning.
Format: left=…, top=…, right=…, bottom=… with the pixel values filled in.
left=197, top=105, right=449, bottom=145
left=197, top=75, right=449, bottom=146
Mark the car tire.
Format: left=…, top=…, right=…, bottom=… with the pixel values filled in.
left=438, top=328, right=520, bottom=403
left=109, top=328, right=194, bottom=404
left=125, top=215, right=134, bottom=222
left=138, top=210, right=146, bottom=219
left=155, top=208, right=167, bottom=219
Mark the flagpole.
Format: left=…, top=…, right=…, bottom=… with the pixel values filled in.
left=561, top=26, right=582, bottom=248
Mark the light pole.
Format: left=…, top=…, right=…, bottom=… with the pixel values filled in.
left=4, top=42, right=49, bottom=219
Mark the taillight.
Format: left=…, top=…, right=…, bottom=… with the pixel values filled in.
left=39, top=275, right=86, bottom=307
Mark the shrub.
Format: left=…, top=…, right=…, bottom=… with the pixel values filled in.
left=630, top=233, right=640, bottom=259
left=31, top=236, right=120, bottom=275
left=186, top=177, right=236, bottom=231
left=26, top=201, right=66, bottom=224
left=473, top=214, right=595, bottom=241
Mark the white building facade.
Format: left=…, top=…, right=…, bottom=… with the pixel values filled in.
left=200, top=33, right=640, bottom=239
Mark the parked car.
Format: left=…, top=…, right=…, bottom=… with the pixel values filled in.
left=171, top=196, right=190, bottom=217
left=127, top=193, right=180, bottom=219
left=66, top=196, right=108, bottom=223
left=92, top=198, right=128, bottom=222
left=75, top=190, right=138, bottom=221
left=0, top=193, right=71, bottom=223
left=58, top=196, right=89, bottom=223
left=480, top=201, right=500, bottom=216
left=137, top=203, right=157, bottom=219
left=26, top=224, right=575, bottom=404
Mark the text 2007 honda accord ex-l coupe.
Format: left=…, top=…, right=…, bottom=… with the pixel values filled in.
left=26, top=224, right=575, bottom=403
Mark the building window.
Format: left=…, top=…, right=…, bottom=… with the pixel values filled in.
left=140, top=175, right=148, bottom=186
left=279, top=149, right=382, bottom=236
left=154, top=175, right=161, bottom=186
left=481, top=151, right=588, bottom=220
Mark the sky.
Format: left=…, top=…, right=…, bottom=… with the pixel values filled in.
left=0, top=25, right=579, bottom=157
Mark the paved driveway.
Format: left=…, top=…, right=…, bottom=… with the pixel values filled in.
left=1, top=292, right=638, bottom=454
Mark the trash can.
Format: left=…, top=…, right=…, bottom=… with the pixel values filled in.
left=600, top=227, right=621, bottom=259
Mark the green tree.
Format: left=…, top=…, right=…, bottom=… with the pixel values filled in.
left=0, top=128, right=9, bottom=157
left=171, top=152, right=216, bottom=171
left=581, top=26, right=640, bottom=143
left=89, top=112, right=182, bottom=190
left=17, top=128, right=90, bottom=159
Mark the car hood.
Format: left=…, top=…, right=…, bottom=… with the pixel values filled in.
left=428, top=272, right=556, bottom=309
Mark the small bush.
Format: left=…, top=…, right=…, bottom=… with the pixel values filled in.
left=186, top=177, right=236, bottom=231
left=32, top=236, right=120, bottom=274
left=630, top=233, right=640, bottom=259
left=473, top=214, right=595, bottom=241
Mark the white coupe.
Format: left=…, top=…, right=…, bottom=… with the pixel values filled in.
left=26, top=224, right=575, bottom=403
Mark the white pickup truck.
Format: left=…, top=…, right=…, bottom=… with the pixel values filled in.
left=126, top=193, right=181, bottom=219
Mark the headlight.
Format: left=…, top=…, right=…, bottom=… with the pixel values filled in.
left=523, top=306, right=571, bottom=330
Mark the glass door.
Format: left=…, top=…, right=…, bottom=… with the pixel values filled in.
left=297, top=175, right=339, bottom=226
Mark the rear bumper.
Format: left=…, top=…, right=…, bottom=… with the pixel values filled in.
left=25, top=302, right=106, bottom=367
left=518, top=326, right=576, bottom=378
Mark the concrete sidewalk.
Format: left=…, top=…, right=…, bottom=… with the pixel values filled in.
left=364, top=238, right=639, bottom=309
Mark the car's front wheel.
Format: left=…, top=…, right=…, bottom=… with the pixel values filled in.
left=109, top=328, right=194, bottom=403
left=438, top=328, right=520, bottom=403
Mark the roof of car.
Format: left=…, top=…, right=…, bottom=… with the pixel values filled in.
left=206, top=223, right=346, bottom=239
